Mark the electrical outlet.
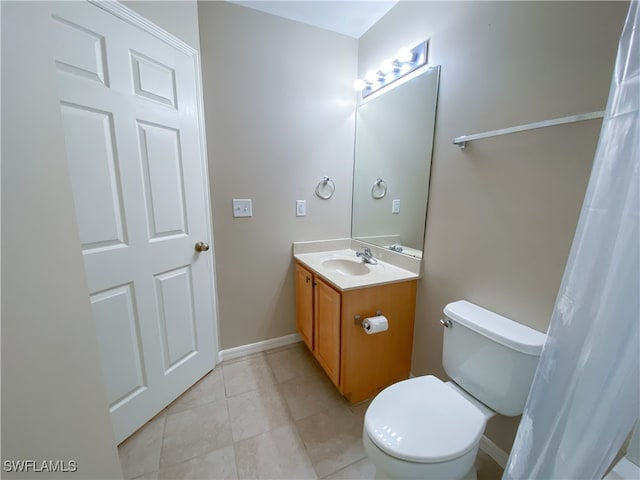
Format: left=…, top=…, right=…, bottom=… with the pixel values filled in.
left=392, top=199, right=400, bottom=214
left=232, top=199, right=252, bottom=217
left=296, top=200, right=306, bottom=217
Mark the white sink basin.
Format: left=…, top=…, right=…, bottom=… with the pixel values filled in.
left=321, top=258, right=370, bottom=276
left=294, top=247, right=419, bottom=290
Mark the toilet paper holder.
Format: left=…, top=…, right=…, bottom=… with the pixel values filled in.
left=354, top=311, right=383, bottom=325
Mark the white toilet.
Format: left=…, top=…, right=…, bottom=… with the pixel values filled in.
left=363, top=300, right=546, bottom=479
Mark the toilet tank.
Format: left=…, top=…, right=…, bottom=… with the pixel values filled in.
left=442, top=301, right=546, bottom=416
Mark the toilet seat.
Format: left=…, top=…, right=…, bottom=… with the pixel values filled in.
left=364, top=375, right=487, bottom=463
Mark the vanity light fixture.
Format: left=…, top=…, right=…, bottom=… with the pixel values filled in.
left=353, top=78, right=367, bottom=91
left=364, top=69, right=383, bottom=84
left=353, top=41, right=428, bottom=98
left=396, top=46, right=415, bottom=63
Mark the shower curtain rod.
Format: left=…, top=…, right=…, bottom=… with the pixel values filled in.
left=452, top=110, right=605, bottom=149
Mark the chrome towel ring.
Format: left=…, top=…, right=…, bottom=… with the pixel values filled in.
left=315, top=176, right=335, bottom=199
left=371, top=178, right=387, bottom=199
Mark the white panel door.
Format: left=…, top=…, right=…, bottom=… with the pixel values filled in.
left=52, top=1, right=218, bottom=443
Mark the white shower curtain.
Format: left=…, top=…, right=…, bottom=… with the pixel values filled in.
left=503, top=2, right=639, bottom=479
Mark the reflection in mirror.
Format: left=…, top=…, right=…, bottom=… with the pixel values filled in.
left=351, top=66, right=440, bottom=259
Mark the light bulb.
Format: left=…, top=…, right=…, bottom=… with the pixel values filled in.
left=396, top=47, right=414, bottom=63
left=353, top=79, right=366, bottom=91
left=364, top=70, right=379, bottom=84
left=379, top=59, right=394, bottom=74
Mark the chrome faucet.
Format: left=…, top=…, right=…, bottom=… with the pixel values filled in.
left=389, top=243, right=404, bottom=253
left=356, top=247, right=378, bottom=265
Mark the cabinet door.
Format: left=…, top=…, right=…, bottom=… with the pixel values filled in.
left=295, top=263, right=314, bottom=350
left=314, top=277, right=341, bottom=387
left=341, top=280, right=417, bottom=403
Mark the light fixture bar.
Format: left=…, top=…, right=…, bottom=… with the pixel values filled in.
left=355, top=41, right=429, bottom=99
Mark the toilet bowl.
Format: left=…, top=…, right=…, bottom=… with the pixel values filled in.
left=363, top=375, right=492, bottom=480
left=363, top=300, right=546, bottom=480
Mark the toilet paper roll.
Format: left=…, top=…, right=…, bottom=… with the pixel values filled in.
left=362, top=315, right=388, bottom=334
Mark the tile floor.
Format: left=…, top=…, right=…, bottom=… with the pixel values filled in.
left=118, top=342, right=504, bottom=479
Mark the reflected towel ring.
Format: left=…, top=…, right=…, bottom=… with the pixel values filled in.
left=371, top=178, right=387, bottom=199
left=315, top=176, right=335, bottom=199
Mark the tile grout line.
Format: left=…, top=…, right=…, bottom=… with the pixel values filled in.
left=264, top=350, right=321, bottom=480
left=260, top=346, right=324, bottom=479
left=226, top=347, right=298, bottom=476
left=157, top=372, right=234, bottom=473
left=154, top=413, right=167, bottom=479
left=222, top=377, right=241, bottom=480
left=264, top=346, right=354, bottom=480
left=153, top=344, right=359, bottom=480
left=319, top=454, right=369, bottom=480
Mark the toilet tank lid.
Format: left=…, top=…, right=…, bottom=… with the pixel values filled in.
left=444, top=300, right=546, bottom=355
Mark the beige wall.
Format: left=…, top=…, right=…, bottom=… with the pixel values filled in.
left=198, top=2, right=357, bottom=349
left=358, top=1, right=628, bottom=453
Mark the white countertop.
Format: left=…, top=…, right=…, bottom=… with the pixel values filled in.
left=294, top=249, right=419, bottom=291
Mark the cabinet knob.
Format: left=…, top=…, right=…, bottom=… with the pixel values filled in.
left=306, top=276, right=311, bottom=283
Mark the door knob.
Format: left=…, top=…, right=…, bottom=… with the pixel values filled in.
left=195, top=241, right=210, bottom=252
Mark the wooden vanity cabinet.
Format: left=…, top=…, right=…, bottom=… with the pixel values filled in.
left=295, top=263, right=314, bottom=350
left=314, top=277, right=341, bottom=386
left=295, top=261, right=417, bottom=404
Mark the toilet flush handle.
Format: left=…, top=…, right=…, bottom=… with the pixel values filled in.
left=440, top=318, right=452, bottom=328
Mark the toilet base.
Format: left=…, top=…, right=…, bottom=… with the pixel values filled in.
left=374, top=466, right=476, bottom=480
left=364, top=431, right=479, bottom=480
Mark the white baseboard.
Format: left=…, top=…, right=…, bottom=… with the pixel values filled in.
left=479, top=435, right=509, bottom=468
left=218, top=333, right=301, bottom=363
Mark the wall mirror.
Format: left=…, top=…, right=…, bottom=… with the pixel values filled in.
left=351, top=66, right=440, bottom=259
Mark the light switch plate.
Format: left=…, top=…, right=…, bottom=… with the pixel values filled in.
left=233, top=199, right=252, bottom=217
left=392, top=199, right=400, bottom=214
left=296, top=200, right=306, bottom=217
